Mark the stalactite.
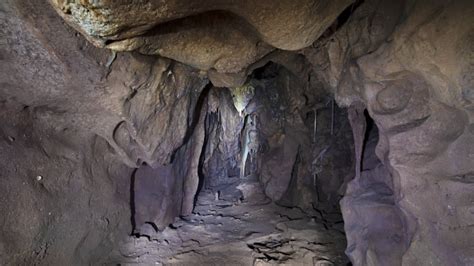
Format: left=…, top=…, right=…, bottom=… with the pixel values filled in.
left=331, top=99, right=335, bottom=136
left=240, top=113, right=259, bottom=178
left=105, top=50, right=117, bottom=68
left=347, top=102, right=366, bottom=181
left=240, top=115, right=251, bottom=178
left=313, top=108, right=318, bottom=143
left=312, top=146, right=329, bottom=187
left=229, top=83, right=255, bottom=117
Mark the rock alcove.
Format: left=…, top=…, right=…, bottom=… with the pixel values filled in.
left=0, top=0, right=473, bottom=265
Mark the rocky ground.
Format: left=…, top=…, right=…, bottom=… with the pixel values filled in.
left=104, top=178, right=349, bottom=266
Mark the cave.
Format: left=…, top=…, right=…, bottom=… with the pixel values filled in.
left=1, top=1, right=473, bottom=265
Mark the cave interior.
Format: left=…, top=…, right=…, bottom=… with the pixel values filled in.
left=0, top=0, right=473, bottom=265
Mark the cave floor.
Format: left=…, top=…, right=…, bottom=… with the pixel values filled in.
left=107, top=183, right=348, bottom=265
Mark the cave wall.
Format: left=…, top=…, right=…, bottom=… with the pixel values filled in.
left=351, top=2, right=474, bottom=264
left=306, top=0, right=474, bottom=264
left=201, top=87, right=242, bottom=191
left=1, top=1, right=129, bottom=264
left=244, top=62, right=354, bottom=212
left=0, top=0, right=208, bottom=264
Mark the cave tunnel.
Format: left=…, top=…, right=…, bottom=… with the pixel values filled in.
left=1, top=0, right=473, bottom=265
left=129, top=62, right=356, bottom=265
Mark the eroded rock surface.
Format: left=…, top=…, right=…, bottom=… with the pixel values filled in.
left=49, top=0, right=353, bottom=73
left=356, top=2, right=474, bottom=263
left=319, top=1, right=474, bottom=265
left=0, top=0, right=207, bottom=264
left=1, top=0, right=473, bottom=265
left=105, top=185, right=348, bottom=265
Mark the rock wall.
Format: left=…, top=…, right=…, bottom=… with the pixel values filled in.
left=0, top=0, right=208, bottom=263
left=49, top=0, right=353, bottom=66
left=245, top=62, right=354, bottom=212
left=351, top=2, right=474, bottom=264
left=307, top=0, right=474, bottom=264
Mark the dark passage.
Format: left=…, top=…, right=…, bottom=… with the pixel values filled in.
left=123, top=62, right=355, bottom=265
